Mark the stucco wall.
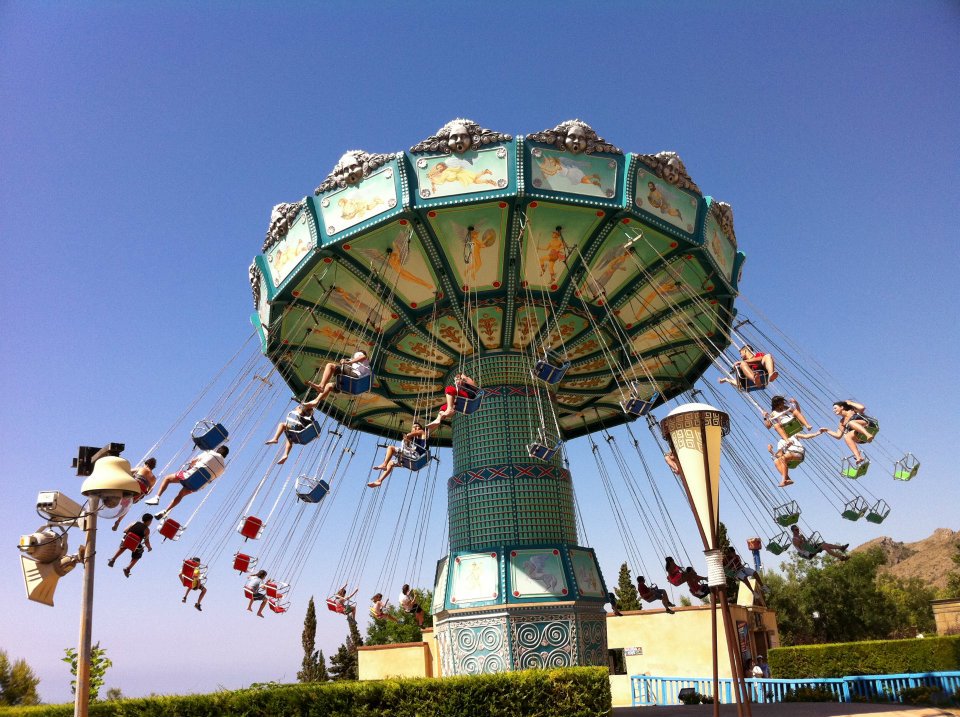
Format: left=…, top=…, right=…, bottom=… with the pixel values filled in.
left=358, top=642, right=432, bottom=680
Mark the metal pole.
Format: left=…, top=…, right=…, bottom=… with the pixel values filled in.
left=711, top=588, right=719, bottom=717
left=74, top=496, right=99, bottom=717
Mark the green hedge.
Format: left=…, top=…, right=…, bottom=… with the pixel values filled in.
left=0, top=667, right=611, bottom=717
left=769, top=635, right=960, bottom=678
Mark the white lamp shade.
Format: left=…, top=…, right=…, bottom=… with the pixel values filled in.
left=80, top=456, right=141, bottom=498
left=660, top=403, right=729, bottom=549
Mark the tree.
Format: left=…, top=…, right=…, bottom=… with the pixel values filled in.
left=613, top=563, right=641, bottom=612
left=365, top=589, right=434, bottom=646
left=877, top=574, right=936, bottom=638
left=944, top=542, right=960, bottom=599
left=298, top=597, right=327, bottom=682
left=0, top=650, right=41, bottom=706
left=104, top=687, right=124, bottom=701
left=763, top=548, right=935, bottom=645
left=328, top=614, right=363, bottom=681
left=63, top=642, right=112, bottom=702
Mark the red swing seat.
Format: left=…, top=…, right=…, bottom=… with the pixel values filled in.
left=179, top=558, right=204, bottom=589
left=237, top=515, right=264, bottom=541
left=121, top=532, right=143, bottom=552
left=233, top=552, right=257, bottom=574
left=158, top=517, right=183, bottom=541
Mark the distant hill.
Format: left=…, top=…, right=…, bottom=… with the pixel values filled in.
left=852, top=528, right=960, bottom=592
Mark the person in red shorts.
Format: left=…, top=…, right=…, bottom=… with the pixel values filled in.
left=719, top=344, right=778, bottom=388
left=425, top=373, right=477, bottom=432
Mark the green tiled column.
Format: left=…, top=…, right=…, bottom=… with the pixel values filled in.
left=448, top=352, right=577, bottom=552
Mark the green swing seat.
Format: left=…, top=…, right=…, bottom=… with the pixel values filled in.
left=841, top=455, right=870, bottom=479
left=780, top=416, right=804, bottom=438
left=766, top=532, right=792, bottom=555
left=841, top=496, right=869, bottom=521
left=865, top=499, right=891, bottom=524
left=893, top=454, right=920, bottom=481
left=851, top=420, right=880, bottom=444
left=773, top=500, right=801, bottom=527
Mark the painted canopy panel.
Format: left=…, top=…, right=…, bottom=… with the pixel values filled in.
left=252, top=126, right=742, bottom=443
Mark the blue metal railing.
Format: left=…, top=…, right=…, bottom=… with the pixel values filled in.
left=630, top=671, right=960, bottom=706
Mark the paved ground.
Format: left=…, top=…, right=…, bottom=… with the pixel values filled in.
left=612, top=704, right=960, bottom=717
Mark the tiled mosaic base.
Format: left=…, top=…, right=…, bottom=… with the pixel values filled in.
left=433, top=605, right=608, bottom=675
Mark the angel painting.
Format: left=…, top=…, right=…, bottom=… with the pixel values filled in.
left=427, top=156, right=499, bottom=193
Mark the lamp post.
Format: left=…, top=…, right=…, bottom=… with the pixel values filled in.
left=660, top=403, right=751, bottom=717
left=74, top=455, right=141, bottom=717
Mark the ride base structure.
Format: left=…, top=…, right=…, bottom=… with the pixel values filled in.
left=249, top=119, right=743, bottom=674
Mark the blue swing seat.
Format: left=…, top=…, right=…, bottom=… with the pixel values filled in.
left=181, top=467, right=214, bottom=492
left=296, top=477, right=330, bottom=504
left=532, top=352, right=570, bottom=385
left=336, top=372, right=372, bottom=395
left=287, top=415, right=321, bottom=446
left=621, top=392, right=659, bottom=418
left=191, top=421, right=229, bottom=451
left=527, top=441, right=560, bottom=461
left=398, top=447, right=431, bottom=472
left=453, top=386, right=484, bottom=415
left=736, top=368, right=769, bottom=393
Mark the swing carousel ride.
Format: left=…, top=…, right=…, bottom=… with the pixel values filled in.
left=247, top=117, right=825, bottom=675
left=22, top=118, right=919, bottom=679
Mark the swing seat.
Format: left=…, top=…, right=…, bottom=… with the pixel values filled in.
left=325, top=597, right=355, bottom=615
left=237, top=515, right=264, bottom=541
left=287, top=415, right=321, bottom=446
left=780, top=416, right=804, bottom=437
left=851, top=420, right=880, bottom=444
left=841, top=455, right=870, bottom=479
left=233, top=552, right=256, bottom=574
left=179, top=559, right=204, bottom=588
left=158, top=517, right=183, bottom=541
left=866, top=499, right=891, bottom=524
left=244, top=587, right=255, bottom=600
left=800, top=531, right=823, bottom=555
left=893, top=454, right=920, bottom=481
left=336, top=372, right=372, bottom=395
left=841, top=496, right=869, bottom=521
left=736, top=368, right=769, bottom=393
left=766, top=532, right=792, bottom=555
left=268, top=599, right=290, bottom=614
left=398, top=448, right=431, bottom=471
left=785, top=454, right=803, bottom=469
left=181, top=466, right=214, bottom=492
left=532, top=353, right=571, bottom=385
left=265, top=580, right=289, bottom=600
left=453, top=386, right=484, bottom=415
left=621, top=391, right=660, bottom=418
left=773, top=501, right=801, bottom=527
left=295, top=477, right=330, bottom=504
left=527, top=441, right=560, bottom=461
left=121, top=532, right=143, bottom=552
left=191, top=420, right=229, bottom=451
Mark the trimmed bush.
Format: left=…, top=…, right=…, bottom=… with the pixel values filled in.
left=0, top=667, right=610, bottom=717
left=782, top=686, right=839, bottom=703
left=769, top=635, right=960, bottom=678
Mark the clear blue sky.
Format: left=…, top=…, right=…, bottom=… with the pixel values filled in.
left=2, top=0, right=957, bottom=703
